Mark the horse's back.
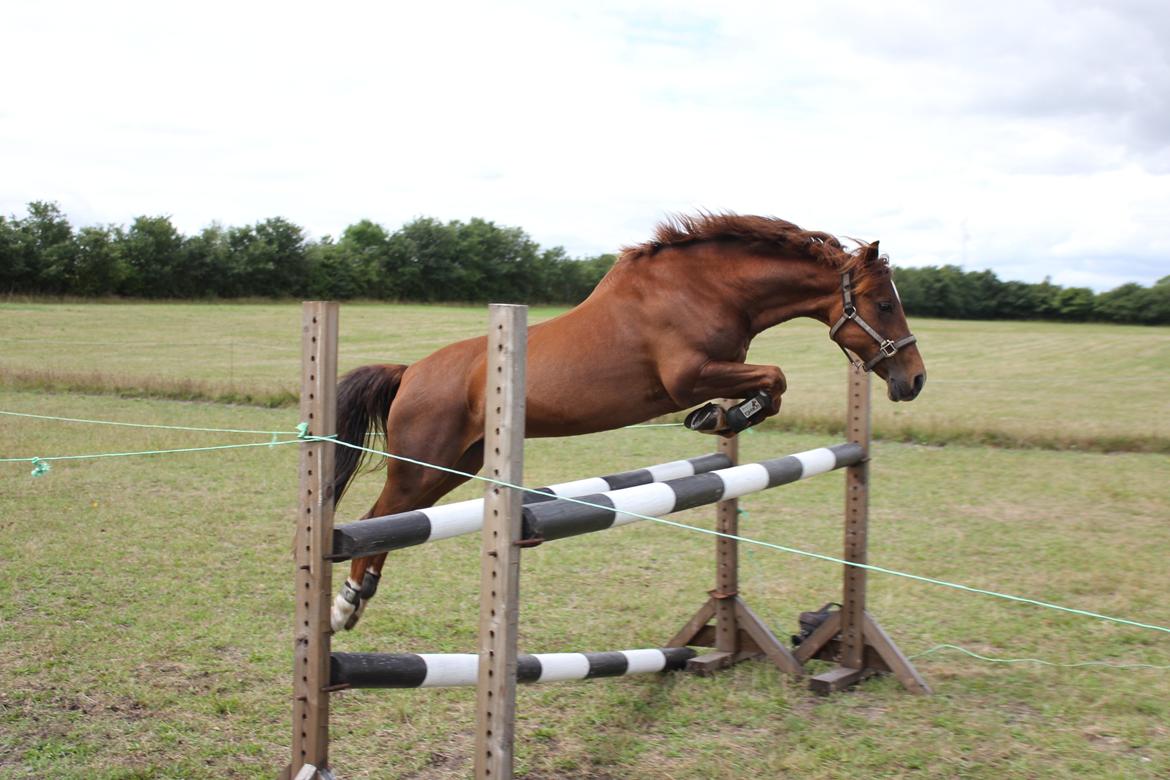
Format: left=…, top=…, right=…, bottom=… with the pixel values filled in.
left=389, top=295, right=674, bottom=442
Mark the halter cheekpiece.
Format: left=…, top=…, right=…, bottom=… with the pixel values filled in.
left=829, top=270, right=917, bottom=372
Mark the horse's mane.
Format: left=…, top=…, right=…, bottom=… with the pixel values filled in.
left=621, top=213, right=888, bottom=291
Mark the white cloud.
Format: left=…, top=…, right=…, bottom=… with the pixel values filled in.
left=1, top=0, right=1168, bottom=289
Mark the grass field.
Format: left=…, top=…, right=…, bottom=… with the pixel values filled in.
left=2, top=301, right=1169, bottom=451
left=1, top=301, right=1169, bottom=779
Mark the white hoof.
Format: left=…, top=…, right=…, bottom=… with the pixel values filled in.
left=331, top=595, right=355, bottom=632
left=331, top=579, right=361, bottom=632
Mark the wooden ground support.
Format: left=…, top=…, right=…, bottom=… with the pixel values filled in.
left=667, top=433, right=803, bottom=677
left=793, top=365, right=930, bottom=695
left=285, top=302, right=339, bottom=780
left=475, top=304, right=528, bottom=780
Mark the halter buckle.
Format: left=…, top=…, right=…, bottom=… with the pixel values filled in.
left=879, top=339, right=898, bottom=357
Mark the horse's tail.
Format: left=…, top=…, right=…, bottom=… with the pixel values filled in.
left=333, top=363, right=408, bottom=507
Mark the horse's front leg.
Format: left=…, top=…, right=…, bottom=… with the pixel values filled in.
left=679, top=360, right=786, bottom=436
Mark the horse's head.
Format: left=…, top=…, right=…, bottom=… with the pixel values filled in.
left=828, top=241, right=926, bottom=402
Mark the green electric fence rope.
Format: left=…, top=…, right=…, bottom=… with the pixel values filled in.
left=0, top=408, right=300, bottom=435
left=1, top=438, right=307, bottom=467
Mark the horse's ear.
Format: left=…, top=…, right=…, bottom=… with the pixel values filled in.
left=862, top=240, right=880, bottom=263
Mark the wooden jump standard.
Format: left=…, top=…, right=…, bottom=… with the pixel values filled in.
left=289, top=302, right=337, bottom=780
left=791, top=366, right=930, bottom=695
left=285, top=302, right=926, bottom=780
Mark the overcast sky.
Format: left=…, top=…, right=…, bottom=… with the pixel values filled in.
left=3, top=1, right=1168, bottom=290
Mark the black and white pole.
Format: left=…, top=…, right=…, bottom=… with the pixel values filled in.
left=476, top=304, right=526, bottom=780
left=522, top=443, right=865, bottom=543
left=328, top=453, right=733, bottom=561
left=330, top=647, right=697, bottom=689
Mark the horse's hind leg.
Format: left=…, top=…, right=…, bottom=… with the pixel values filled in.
left=332, top=440, right=484, bottom=632
left=333, top=470, right=467, bottom=631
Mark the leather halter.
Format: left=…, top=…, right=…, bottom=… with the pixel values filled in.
left=829, top=271, right=917, bottom=372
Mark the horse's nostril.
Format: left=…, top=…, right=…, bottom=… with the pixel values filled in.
left=912, top=373, right=925, bottom=395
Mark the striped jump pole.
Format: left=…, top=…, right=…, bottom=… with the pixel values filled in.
left=329, top=647, right=697, bottom=689
left=328, top=453, right=733, bottom=561
left=521, top=443, right=864, bottom=544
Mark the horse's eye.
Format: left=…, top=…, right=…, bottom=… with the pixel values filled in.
left=878, top=301, right=894, bottom=313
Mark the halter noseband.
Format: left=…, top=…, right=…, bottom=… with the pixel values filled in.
left=829, top=271, right=917, bottom=372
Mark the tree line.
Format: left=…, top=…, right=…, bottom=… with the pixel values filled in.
left=0, top=202, right=615, bottom=303
left=893, top=266, right=1170, bottom=325
left=2, top=201, right=1167, bottom=323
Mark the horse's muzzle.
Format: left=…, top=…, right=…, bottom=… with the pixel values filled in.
left=888, top=371, right=926, bottom=402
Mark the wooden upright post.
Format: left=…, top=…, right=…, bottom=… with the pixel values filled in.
left=713, top=435, right=740, bottom=657
left=840, top=363, right=870, bottom=670
left=289, top=302, right=339, bottom=779
left=475, top=304, right=527, bottom=780
left=797, top=364, right=930, bottom=695
left=669, top=420, right=802, bottom=677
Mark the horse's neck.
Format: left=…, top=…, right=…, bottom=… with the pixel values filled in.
left=605, top=245, right=839, bottom=336
left=700, top=248, right=839, bottom=335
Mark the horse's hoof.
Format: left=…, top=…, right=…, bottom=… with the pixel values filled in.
left=684, top=403, right=727, bottom=433
left=331, top=579, right=361, bottom=632
left=344, top=599, right=367, bottom=631
left=331, top=598, right=355, bottom=632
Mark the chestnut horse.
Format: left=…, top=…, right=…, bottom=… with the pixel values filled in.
left=330, top=214, right=926, bottom=631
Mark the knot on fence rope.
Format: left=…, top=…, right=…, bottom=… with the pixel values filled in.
left=29, top=458, right=50, bottom=478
